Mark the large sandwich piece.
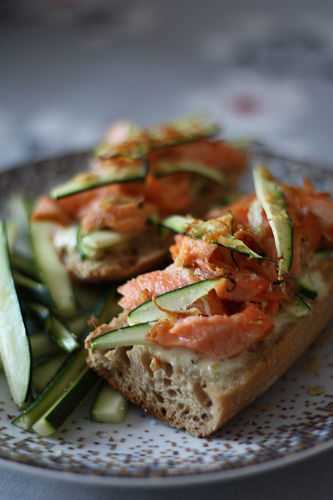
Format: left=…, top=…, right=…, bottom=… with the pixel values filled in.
left=32, top=117, right=247, bottom=282
left=86, top=166, right=333, bottom=437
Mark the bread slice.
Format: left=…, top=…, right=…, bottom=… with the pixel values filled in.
left=86, top=280, right=333, bottom=437
left=59, top=230, right=172, bottom=283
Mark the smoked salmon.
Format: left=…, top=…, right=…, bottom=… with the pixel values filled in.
left=32, top=117, right=247, bottom=282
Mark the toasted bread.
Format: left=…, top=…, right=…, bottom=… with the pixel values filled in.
left=59, top=230, right=172, bottom=283
left=86, top=278, right=333, bottom=437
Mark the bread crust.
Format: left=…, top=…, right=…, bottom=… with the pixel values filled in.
left=87, top=282, right=333, bottom=437
left=211, top=284, right=333, bottom=432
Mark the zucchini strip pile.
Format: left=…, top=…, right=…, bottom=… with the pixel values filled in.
left=2, top=196, right=126, bottom=435
left=0, top=222, right=31, bottom=408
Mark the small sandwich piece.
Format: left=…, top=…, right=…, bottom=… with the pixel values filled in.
left=32, top=117, right=247, bottom=282
left=86, top=166, right=333, bottom=436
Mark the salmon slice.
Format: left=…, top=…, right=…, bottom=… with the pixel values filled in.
left=170, top=235, right=218, bottom=268
left=215, top=270, right=269, bottom=302
left=145, top=174, right=192, bottom=215
left=149, top=139, right=247, bottom=174
left=32, top=196, right=73, bottom=226
left=147, top=304, right=273, bottom=360
left=79, top=195, right=151, bottom=234
left=33, top=186, right=119, bottom=224
left=118, top=264, right=195, bottom=311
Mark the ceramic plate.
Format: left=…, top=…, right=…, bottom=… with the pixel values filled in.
left=1, top=151, right=333, bottom=488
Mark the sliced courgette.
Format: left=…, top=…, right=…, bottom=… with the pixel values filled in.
left=30, top=222, right=76, bottom=318
left=26, top=302, right=78, bottom=353
left=6, top=195, right=32, bottom=257
left=32, top=354, right=67, bottom=393
left=91, top=384, right=128, bottom=424
left=13, top=348, right=87, bottom=430
left=6, top=221, right=17, bottom=250
left=128, top=277, right=224, bottom=325
left=26, top=302, right=50, bottom=323
left=298, top=284, right=317, bottom=301
left=30, top=333, right=59, bottom=361
left=11, top=252, right=40, bottom=281
left=77, top=228, right=127, bottom=260
left=50, top=163, right=147, bottom=200
left=46, top=316, right=79, bottom=353
left=91, top=322, right=153, bottom=351
left=298, top=270, right=327, bottom=300
left=13, top=290, right=118, bottom=433
left=285, top=296, right=311, bottom=317
left=155, top=161, right=226, bottom=184
left=13, top=270, right=50, bottom=306
left=0, top=332, right=59, bottom=373
left=0, top=222, right=31, bottom=407
left=159, top=214, right=262, bottom=259
left=253, top=165, right=293, bottom=278
left=32, top=368, right=98, bottom=437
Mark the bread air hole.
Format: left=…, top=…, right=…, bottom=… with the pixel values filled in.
left=141, top=352, right=154, bottom=377
left=153, top=391, right=164, bottom=404
left=159, top=360, right=173, bottom=377
left=193, top=382, right=212, bottom=408
left=117, top=347, right=130, bottom=368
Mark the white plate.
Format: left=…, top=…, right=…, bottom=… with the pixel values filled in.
left=1, top=151, right=333, bottom=488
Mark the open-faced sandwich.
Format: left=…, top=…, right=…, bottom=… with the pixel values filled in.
left=32, top=117, right=247, bottom=282
left=86, top=165, right=333, bottom=437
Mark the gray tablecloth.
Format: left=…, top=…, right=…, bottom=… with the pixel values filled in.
left=1, top=1, right=333, bottom=497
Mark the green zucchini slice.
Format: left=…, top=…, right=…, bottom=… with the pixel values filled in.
left=159, top=215, right=263, bottom=259
left=46, top=316, right=79, bottom=353
left=10, top=252, right=40, bottom=281
left=32, top=355, right=67, bottom=393
left=13, top=348, right=87, bottom=430
left=30, top=222, right=76, bottom=318
left=155, top=161, right=226, bottom=184
left=77, top=228, right=128, bottom=260
left=91, top=384, right=128, bottom=424
left=0, top=222, right=32, bottom=407
left=253, top=165, right=293, bottom=278
left=91, top=322, right=153, bottom=351
left=32, top=368, right=98, bottom=437
left=128, top=277, right=224, bottom=326
left=13, top=270, right=50, bottom=306
left=50, top=163, right=147, bottom=199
